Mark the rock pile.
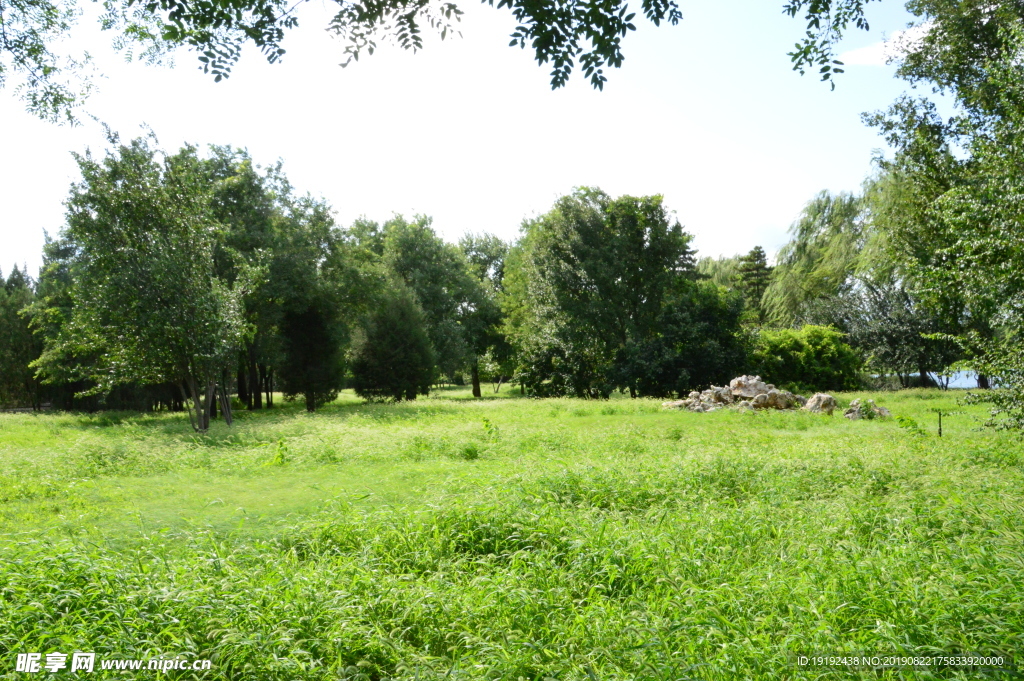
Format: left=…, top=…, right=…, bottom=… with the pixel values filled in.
left=662, top=375, right=811, bottom=413
left=661, top=377, right=888, bottom=420
left=844, top=398, right=891, bottom=420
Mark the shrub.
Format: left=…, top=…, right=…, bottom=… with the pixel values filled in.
left=351, top=290, right=435, bottom=402
left=750, top=324, right=862, bottom=392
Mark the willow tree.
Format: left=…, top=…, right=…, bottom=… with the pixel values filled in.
left=762, top=191, right=865, bottom=327
left=33, top=136, right=252, bottom=432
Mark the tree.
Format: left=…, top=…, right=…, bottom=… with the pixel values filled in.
left=32, top=136, right=251, bottom=431
left=861, top=0, right=1024, bottom=420
left=610, top=279, right=747, bottom=396
left=737, top=246, right=773, bottom=326
left=803, top=277, right=961, bottom=387
left=278, top=303, right=346, bottom=411
left=501, top=187, right=738, bottom=398
left=350, top=288, right=435, bottom=402
left=201, top=147, right=283, bottom=411
left=375, top=215, right=486, bottom=384
left=4, top=0, right=878, bottom=123
left=275, top=199, right=379, bottom=411
left=459, top=232, right=510, bottom=397
left=696, top=255, right=741, bottom=290
left=762, top=191, right=865, bottom=326
left=0, top=266, right=42, bottom=408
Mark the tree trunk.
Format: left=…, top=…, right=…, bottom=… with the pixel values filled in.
left=179, top=382, right=198, bottom=432
left=249, top=350, right=261, bottom=409
left=237, top=360, right=249, bottom=407
left=471, top=359, right=482, bottom=398
left=978, top=374, right=990, bottom=389
left=202, top=380, right=216, bottom=432
left=220, top=370, right=234, bottom=426
left=629, top=385, right=636, bottom=399
left=305, top=392, right=316, bottom=412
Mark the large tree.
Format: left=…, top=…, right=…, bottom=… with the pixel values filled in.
left=502, top=187, right=745, bottom=398
left=32, top=136, right=251, bottom=431
left=763, top=191, right=865, bottom=326
left=4, top=0, right=879, bottom=122
left=862, top=0, right=1023, bottom=419
left=275, top=198, right=380, bottom=410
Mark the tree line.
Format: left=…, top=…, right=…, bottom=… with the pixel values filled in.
left=0, top=135, right=936, bottom=429
left=7, top=0, right=1024, bottom=431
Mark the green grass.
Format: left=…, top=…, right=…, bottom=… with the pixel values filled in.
left=1, top=388, right=1022, bottom=679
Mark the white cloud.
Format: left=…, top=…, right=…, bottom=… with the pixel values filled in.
left=838, top=22, right=933, bottom=67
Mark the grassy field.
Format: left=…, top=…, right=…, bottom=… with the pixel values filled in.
left=0, top=387, right=1022, bottom=679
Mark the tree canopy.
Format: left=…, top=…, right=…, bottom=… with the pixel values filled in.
left=4, top=0, right=879, bottom=122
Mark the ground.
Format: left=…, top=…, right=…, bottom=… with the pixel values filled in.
left=0, top=387, right=1021, bottom=679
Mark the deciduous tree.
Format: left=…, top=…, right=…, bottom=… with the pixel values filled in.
left=32, top=136, right=251, bottom=431
left=4, top=0, right=879, bottom=122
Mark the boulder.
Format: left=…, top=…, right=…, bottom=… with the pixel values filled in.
left=844, top=398, right=891, bottom=420
left=803, top=393, right=838, bottom=415
left=707, top=386, right=733, bottom=404
left=729, top=375, right=770, bottom=398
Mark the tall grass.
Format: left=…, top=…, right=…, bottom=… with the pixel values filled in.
left=1, top=389, right=1021, bottom=679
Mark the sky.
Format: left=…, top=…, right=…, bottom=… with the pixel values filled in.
left=1, top=0, right=924, bottom=279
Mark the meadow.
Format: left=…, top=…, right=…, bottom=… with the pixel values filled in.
left=0, top=388, right=1021, bottom=679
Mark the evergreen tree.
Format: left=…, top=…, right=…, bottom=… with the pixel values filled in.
left=0, top=266, right=42, bottom=408
left=351, top=290, right=435, bottom=402
left=737, top=246, right=773, bottom=326
left=278, top=303, right=346, bottom=411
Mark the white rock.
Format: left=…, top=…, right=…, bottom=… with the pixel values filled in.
left=730, top=375, right=770, bottom=398
left=803, top=393, right=838, bottom=415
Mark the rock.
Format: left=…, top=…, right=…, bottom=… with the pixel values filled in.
left=843, top=398, right=890, bottom=420
left=730, top=375, right=771, bottom=398
left=844, top=398, right=862, bottom=420
left=708, top=386, right=733, bottom=404
left=736, top=401, right=754, bottom=413
left=794, top=394, right=807, bottom=407
left=803, top=393, right=838, bottom=415
left=752, top=393, right=769, bottom=409
left=662, top=400, right=688, bottom=409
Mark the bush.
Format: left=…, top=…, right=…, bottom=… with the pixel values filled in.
left=750, top=324, right=862, bottom=392
left=351, top=291, right=435, bottom=402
